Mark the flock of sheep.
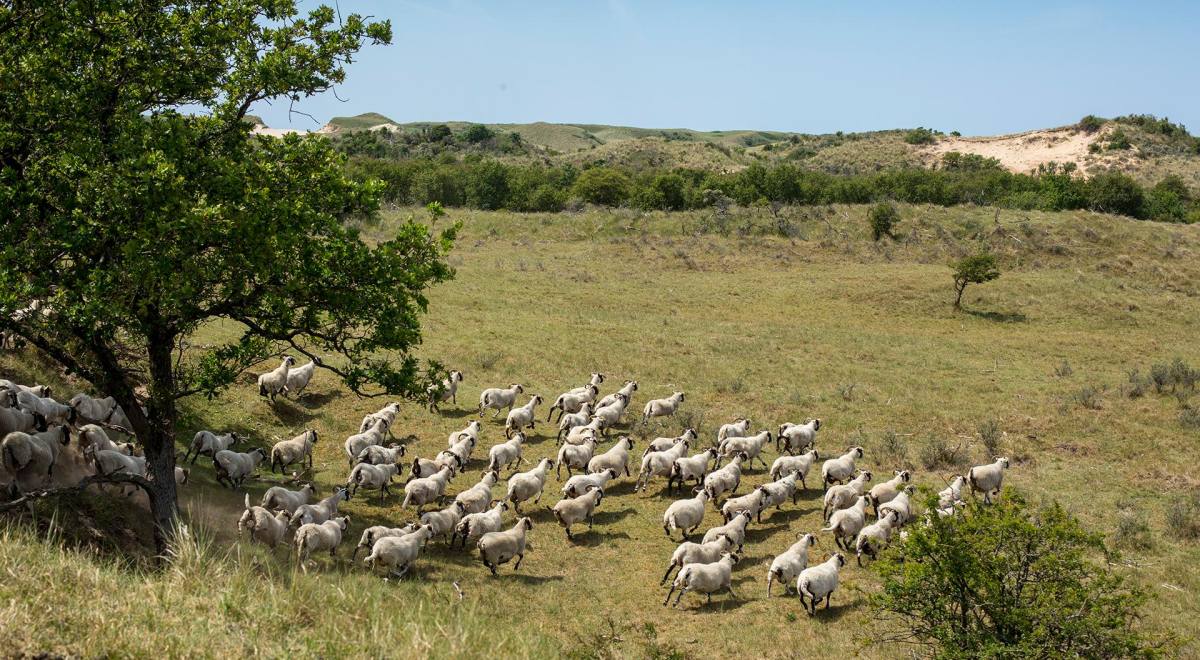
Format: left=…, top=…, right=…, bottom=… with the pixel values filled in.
left=0, top=360, right=1014, bottom=614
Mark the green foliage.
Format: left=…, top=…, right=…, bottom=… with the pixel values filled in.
left=462, top=124, right=495, bottom=144
left=1143, top=176, right=1192, bottom=223
left=951, top=251, right=1000, bottom=308
left=872, top=493, right=1162, bottom=659
left=1087, top=171, right=1146, bottom=218
left=904, top=127, right=938, bottom=145
left=571, top=167, right=632, bottom=206
left=941, top=152, right=1003, bottom=172
left=1107, top=129, right=1133, bottom=151
left=868, top=202, right=900, bottom=240
left=1077, top=114, right=1106, bottom=133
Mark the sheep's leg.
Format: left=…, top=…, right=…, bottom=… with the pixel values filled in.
left=513, top=553, right=524, bottom=571
left=484, top=560, right=497, bottom=576
left=663, top=583, right=677, bottom=606
left=661, top=563, right=676, bottom=585
left=726, top=584, right=738, bottom=601
left=565, top=527, right=573, bottom=541
left=673, top=586, right=688, bottom=608
left=798, top=591, right=808, bottom=612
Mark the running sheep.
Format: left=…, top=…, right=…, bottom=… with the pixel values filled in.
left=257, top=356, right=295, bottom=403
left=213, top=447, right=268, bottom=489
left=641, top=391, right=685, bottom=425
left=427, top=370, right=464, bottom=413
left=552, top=487, right=604, bottom=540
left=546, top=385, right=597, bottom=424
left=821, top=446, right=864, bottom=489
left=663, top=488, right=712, bottom=541
left=403, top=465, right=454, bottom=513
left=238, top=494, right=292, bottom=548
left=823, top=470, right=872, bottom=521
left=284, top=358, right=319, bottom=398
left=777, top=419, right=821, bottom=454
left=563, top=468, right=618, bottom=498
left=505, top=395, right=543, bottom=438
left=270, top=429, right=318, bottom=473
left=701, top=510, right=752, bottom=552
left=667, top=447, right=718, bottom=495
left=796, top=553, right=846, bottom=616
left=967, top=457, right=1010, bottom=504
left=453, top=500, right=509, bottom=549
left=347, top=461, right=402, bottom=503
left=766, top=533, right=818, bottom=597
left=505, top=458, right=553, bottom=513
left=587, top=436, right=635, bottom=477
left=294, top=515, right=351, bottom=572
left=868, top=470, right=912, bottom=517
left=292, top=487, right=351, bottom=526
left=660, top=533, right=738, bottom=584
left=478, top=384, right=525, bottom=418
left=478, top=517, right=534, bottom=576
left=664, top=553, right=740, bottom=608
left=364, top=525, right=435, bottom=578
left=455, top=469, right=501, bottom=514
left=821, top=496, right=869, bottom=551
left=262, top=482, right=318, bottom=514
left=184, top=430, right=241, bottom=465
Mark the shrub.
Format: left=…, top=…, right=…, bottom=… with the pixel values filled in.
left=867, top=202, right=900, bottom=241
left=1054, top=360, right=1073, bottom=378
left=1165, top=495, right=1200, bottom=540
left=462, top=124, right=494, bottom=144
left=1077, top=114, right=1106, bottom=133
left=878, top=430, right=909, bottom=466
left=1087, top=171, right=1145, bottom=218
left=1113, top=501, right=1153, bottom=550
left=919, top=436, right=963, bottom=470
left=951, top=251, right=1000, bottom=309
left=1107, top=129, right=1132, bottom=150
left=872, top=493, right=1161, bottom=658
left=903, top=127, right=937, bottom=145
left=1181, top=406, right=1200, bottom=431
left=1072, top=385, right=1103, bottom=410
left=571, top=167, right=631, bottom=206
left=977, top=420, right=1002, bottom=455
left=1125, top=369, right=1148, bottom=399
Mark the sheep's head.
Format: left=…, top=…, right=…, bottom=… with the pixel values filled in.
left=722, top=552, right=740, bottom=565
left=706, top=448, right=719, bottom=459
left=626, top=381, right=638, bottom=391
left=997, top=457, right=1011, bottom=469
left=801, top=533, right=818, bottom=547
left=621, top=437, right=634, bottom=450
left=283, top=356, right=297, bottom=367
left=336, top=515, right=351, bottom=530
left=737, top=511, right=752, bottom=523
left=520, top=517, right=534, bottom=530
left=605, top=468, right=618, bottom=479
left=895, top=469, right=911, bottom=482
left=252, top=447, right=268, bottom=460
left=858, top=470, right=873, bottom=482
left=809, top=449, right=820, bottom=460
left=811, top=418, right=822, bottom=431
left=452, top=370, right=464, bottom=383
left=675, top=391, right=685, bottom=401
left=512, top=384, right=524, bottom=393
left=851, top=446, right=865, bottom=459
left=682, top=428, right=697, bottom=441
left=833, top=553, right=846, bottom=567
left=532, top=395, right=544, bottom=406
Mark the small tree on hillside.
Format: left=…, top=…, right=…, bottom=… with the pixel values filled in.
left=868, top=202, right=900, bottom=241
left=951, top=252, right=1000, bottom=309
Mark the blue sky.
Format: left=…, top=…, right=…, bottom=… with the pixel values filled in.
left=254, top=1, right=1200, bottom=135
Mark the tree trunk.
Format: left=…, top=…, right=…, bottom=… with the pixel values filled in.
left=954, top=282, right=966, bottom=309
left=141, top=325, right=181, bottom=553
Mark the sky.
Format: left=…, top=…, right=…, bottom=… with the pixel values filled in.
left=254, top=0, right=1200, bottom=136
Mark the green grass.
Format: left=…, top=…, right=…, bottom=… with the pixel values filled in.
left=3, top=204, right=1200, bottom=657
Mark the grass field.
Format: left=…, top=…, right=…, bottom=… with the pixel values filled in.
left=3, top=203, right=1200, bottom=657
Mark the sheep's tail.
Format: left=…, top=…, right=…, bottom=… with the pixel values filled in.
left=766, top=568, right=778, bottom=596
left=820, top=522, right=835, bottom=532
left=244, top=493, right=251, bottom=511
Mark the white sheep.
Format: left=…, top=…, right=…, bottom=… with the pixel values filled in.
left=427, top=370, right=464, bottom=413
left=77, top=424, right=133, bottom=454
left=760, top=470, right=803, bottom=513
left=505, top=458, right=553, bottom=513
left=823, top=470, right=873, bottom=521
left=284, top=358, right=319, bottom=398
left=452, top=500, right=509, bottom=549
left=238, top=494, right=292, bottom=548
left=937, top=475, right=967, bottom=510
left=701, top=510, right=752, bottom=552
left=352, top=523, right=418, bottom=561
left=402, top=465, right=454, bottom=513
left=663, top=488, right=711, bottom=541
left=0, top=405, right=44, bottom=437
left=546, top=385, right=597, bottom=424
left=262, top=482, right=318, bottom=514
left=641, top=391, right=684, bottom=425
left=448, top=420, right=482, bottom=448
left=556, top=435, right=597, bottom=479
left=660, top=532, right=738, bottom=584
left=487, top=431, right=527, bottom=473
left=821, top=446, right=865, bottom=489
left=967, top=457, right=1010, bottom=504
left=552, top=487, right=604, bottom=540
left=504, top=394, right=543, bottom=438
left=716, top=418, right=751, bottom=446
left=769, top=449, right=820, bottom=488
left=877, top=486, right=915, bottom=526
left=347, top=462, right=402, bottom=503
left=777, top=419, right=821, bottom=454
left=595, top=380, right=637, bottom=411
left=356, top=443, right=407, bottom=466
left=441, top=434, right=476, bottom=468
left=456, top=469, right=501, bottom=514
left=718, top=429, right=773, bottom=470
left=644, top=428, right=698, bottom=457
left=68, top=393, right=134, bottom=430
left=868, top=470, right=913, bottom=516
left=634, top=438, right=691, bottom=493
left=0, top=380, right=51, bottom=398
left=344, top=418, right=389, bottom=465
left=421, top=501, right=468, bottom=543
left=184, top=430, right=242, bottom=465
left=664, top=552, right=740, bottom=608
left=555, top=403, right=593, bottom=443
left=855, top=510, right=901, bottom=566
left=409, top=453, right=462, bottom=481
left=721, top=487, right=768, bottom=523
left=16, top=390, right=75, bottom=426
left=364, top=525, right=435, bottom=578
left=587, top=436, right=635, bottom=477
left=703, top=453, right=746, bottom=503
left=291, top=487, right=350, bottom=527
left=270, top=429, right=318, bottom=473
left=478, top=517, right=534, bottom=576
left=175, top=466, right=190, bottom=485
left=478, top=383, right=525, bottom=418
left=766, top=533, right=818, bottom=597
left=257, top=356, right=296, bottom=403
left=3, top=427, right=71, bottom=487
left=821, top=496, right=870, bottom=551
left=213, top=447, right=268, bottom=489
left=360, top=402, right=401, bottom=435
left=590, top=398, right=626, bottom=437
left=567, top=373, right=605, bottom=397
left=89, top=445, right=147, bottom=479
left=294, top=515, right=350, bottom=572
left=562, top=468, right=618, bottom=498
left=564, top=418, right=603, bottom=446
left=796, top=553, right=847, bottom=616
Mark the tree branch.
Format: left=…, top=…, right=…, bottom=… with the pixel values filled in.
left=1, top=472, right=154, bottom=513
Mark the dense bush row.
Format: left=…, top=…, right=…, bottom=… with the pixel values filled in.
left=345, top=154, right=1199, bottom=223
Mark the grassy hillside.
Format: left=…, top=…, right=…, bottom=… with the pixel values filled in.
left=3, top=204, right=1199, bottom=657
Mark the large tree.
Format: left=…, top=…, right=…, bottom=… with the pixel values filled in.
left=0, top=1, right=455, bottom=546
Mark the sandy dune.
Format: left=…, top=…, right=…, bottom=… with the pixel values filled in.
left=921, top=126, right=1125, bottom=175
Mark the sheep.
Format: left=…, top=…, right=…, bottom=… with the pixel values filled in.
left=717, top=430, right=773, bottom=470
left=409, top=453, right=462, bottom=481
left=0, top=405, right=44, bottom=437
left=595, top=380, right=636, bottom=411
left=427, top=370, right=464, bottom=413
left=452, top=500, right=508, bottom=549
left=660, top=533, right=737, bottom=584
left=270, top=429, right=318, bottom=473
left=16, top=390, right=75, bottom=426
left=360, top=402, right=401, bottom=435
left=257, top=356, right=296, bottom=403
left=796, top=553, right=847, bottom=616
left=183, top=430, right=241, bottom=465
left=238, top=493, right=292, bottom=548
left=587, top=436, right=635, bottom=477
left=821, top=496, right=870, bottom=551
left=564, top=418, right=603, bottom=446
left=344, top=418, right=389, bottom=465
left=294, top=515, right=350, bottom=571
left=213, top=447, right=268, bottom=489
left=716, top=417, right=751, bottom=446
left=175, top=466, right=190, bottom=485
left=766, top=533, right=818, bottom=597
left=402, top=465, right=454, bottom=513
left=284, top=358, right=318, bottom=398
left=701, top=510, right=752, bottom=552
left=89, top=445, right=147, bottom=478
left=456, top=469, right=502, bottom=514
left=644, top=428, right=698, bottom=458
left=769, top=449, right=820, bottom=488
left=562, top=468, right=618, bottom=498
left=356, top=443, right=407, bottom=466
left=777, top=419, right=821, bottom=454
left=3, top=427, right=71, bottom=487
left=556, top=435, right=597, bottom=479
left=760, top=470, right=803, bottom=512
left=855, top=510, right=901, bottom=566
left=504, top=395, right=543, bottom=438
left=641, top=391, right=684, bottom=425
left=634, top=438, right=691, bottom=493
left=352, top=523, right=418, bottom=561
left=821, top=446, right=865, bottom=489
left=478, top=517, right=534, bottom=576
left=448, top=420, right=482, bottom=448
left=487, top=431, right=527, bottom=473
left=0, top=380, right=51, bottom=398
left=823, top=470, right=873, bottom=521
left=567, top=373, right=605, bottom=397
left=68, top=393, right=133, bottom=430
left=877, top=486, right=915, bottom=526
left=663, top=488, right=711, bottom=541
left=869, top=470, right=913, bottom=517
left=364, top=525, right=435, bottom=578
left=77, top=424, right=133, bottom=454
left=555, top=403, right=593, bottom=443
left=590, top=398, right=626, bottom=436
left=721, top=487, right=768, bottom=523
left=505, top=458, right=553, bottom=513
left=262, top=482, right=318, bottom=514
left=546, top=385, right=597, bottom=424
left=664, top=552, right=740, bottom=608
left=347, top=462, right=402, bottom=503
left=291, top=487, right=350, bottom=527
left=967, top=457, right=1010, bottom=504
left=421, top=501, right=468, bottom=543
left=703, top=453, right=746, bottom=503
left=478, top=383, right=524, bottom=418
left=937, top=475, right=967, bottom=510
left=440, top=435, right=476, bottom=469
left=552, top=487, right=604, bottom=540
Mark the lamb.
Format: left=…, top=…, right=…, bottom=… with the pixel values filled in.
left=238, top=494, right=292, bottom=548
left=717, top=430, right=773, bottom=470
left=291, top=487, right=350, bottom=526
left=402, top=465, right=454, bottom=513
left=701, top=510, right=752, bottom=552
left=546, top=385, right=597, bottom=424
left=452, top=501, right=508, bottom=549
left=721, top=487, right=768, bottom=523
left=563, top=468, right=618, bottom=498
left=294, top=515, right=351, bottom=571
left=877, top=486, right=915, bottom=526
left=505, top=458, right=553, bottom=513
left=344, top=418, right=389, bottom=465
left=703, top=453, right=746, bottom=503
left=937, top=475, right=967, bottom=509
left=257, top=356, right=296, bottom=403
left=68, top=393, right=134, bottom=430
left=967, top=457, right=1010, bottom=504
left=504, top=394, right=543, bottom=438
left=184, top=430, right=242, bottom=465
left=634, top=437, right=691, bottom=493
left=663, top=488, right=711, bottom=541
left=552, top=487, right=604, bottom=540
left=769, top=449, right=820, bottom=488
left=0, top=405, right=44, bottom=437
left=347, top=462, right=402, bottom=503
left=556, top=435, right=597, bottom=479
left=262, top=482, right=318, bottom=514
left=821, top=496, right=870, bottom=551
left=796, top=553, right=847, bottom=616
left=488, top=432, right=527, bottom=473
left=478, top=383, right=525, bottom=418
left=478, top=517, right=534, bottom=576
left=456, top=469, right=501, bottom=514
left=777, top=419, right=821, bottom=454
left=16, top=390, right=75, bottom=426
left=356, top=443, right=407, bottom=466
left=352, top=523, right=418, bottom=561
left=270, top=429, right=318, bottom=473
left=760, top=470, right=803, bottom=512
left=595, top=380, right=636, bottom=411
left=3, top=427, right=71, bottom=487
left=284, top=358, right=319, bottom=398
left=644, top=428, right=698, bottom=458
left=364, top=525, right=435, bottom=578
left=869, top=470, right=913, bottom=517
left=855, top=510, right=901, bottom=565
left=821, top=446, right=865, bottom=489
left=421, top=501, right=467, bottom=543
left=716, top=417, right=751, bottom=446
left=641, top=391, right=684, bottom=425
left=823, top=470, right=873, bottom=521
left=587, top=436, right=635, bottom=477
left=213, top=447, right=268, bottom=489
left=360, top=402, right=401, bottom=435
left=427, top=370, right=464, bottom=413
left=555, top=403, right=593, bottom=442
left=766, top=533, right=818, bottom=597
left=664, top=553, right=740, bottom=608
left=660, top=532, right=737, bottom=584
